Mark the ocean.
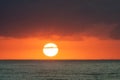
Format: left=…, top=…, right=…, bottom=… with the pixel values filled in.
left=0, top=60, right=120, bottom=80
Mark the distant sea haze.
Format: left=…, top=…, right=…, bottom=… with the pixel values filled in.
left=0, top=60, right=120, bottom=80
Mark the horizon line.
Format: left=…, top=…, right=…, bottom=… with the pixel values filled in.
left=0, top=59, right=120, bottom=61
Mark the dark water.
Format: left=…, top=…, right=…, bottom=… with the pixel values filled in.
left=0, top=60, right=120, bottom=80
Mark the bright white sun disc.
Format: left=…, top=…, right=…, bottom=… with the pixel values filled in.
left=43, top=43, right=58, bottom=57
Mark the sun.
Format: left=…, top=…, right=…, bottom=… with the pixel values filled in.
left=43, top=43, right=59, bottom=57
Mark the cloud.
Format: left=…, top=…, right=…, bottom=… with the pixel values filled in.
left=110, top=26, right=120, bottom=39
left=0, top=0, right=120, bottom=40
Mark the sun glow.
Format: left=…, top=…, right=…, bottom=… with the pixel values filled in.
left=43, top=43, right=58, bottom=57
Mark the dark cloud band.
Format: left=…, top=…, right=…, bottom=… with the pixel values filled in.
left=0, top=0, right=120, bottom=40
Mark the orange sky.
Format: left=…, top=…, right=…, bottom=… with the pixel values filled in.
left=0, top=37, right=120, bottom=60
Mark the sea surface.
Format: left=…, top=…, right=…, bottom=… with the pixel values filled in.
left=0, top=60, right=120, bottom=80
